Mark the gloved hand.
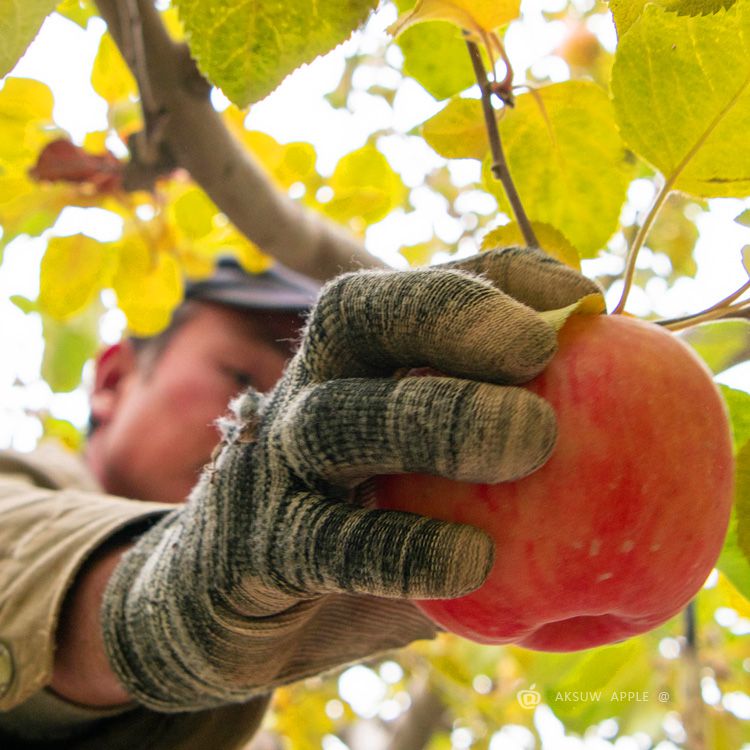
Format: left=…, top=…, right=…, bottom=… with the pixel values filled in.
left=102, top=247, right=601, bottom=711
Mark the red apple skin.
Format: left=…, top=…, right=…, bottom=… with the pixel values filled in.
left=374, top=314, right=734, bottom=652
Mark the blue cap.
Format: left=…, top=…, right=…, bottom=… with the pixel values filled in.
left=185, top=258, right=321, bottom=312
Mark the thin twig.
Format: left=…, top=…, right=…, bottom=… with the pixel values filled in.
left=656, top=277, right=750, bottom=328
left=664, top=298, right=750, bottom=332
left=612, top=177, right=675, bottom=314
left=465, top=39, right=537, bottom=248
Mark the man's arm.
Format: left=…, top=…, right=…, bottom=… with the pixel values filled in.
left=50, top=542, right=132, bottom=707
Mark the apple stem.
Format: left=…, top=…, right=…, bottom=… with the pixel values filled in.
left=612, top=178, right=675, bottom=315
left=465, top=39, right=538, bottom=249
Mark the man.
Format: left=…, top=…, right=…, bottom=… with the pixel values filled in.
left=0, top=247, right=599, bottom=748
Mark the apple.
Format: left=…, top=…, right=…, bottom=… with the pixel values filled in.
left=374, top=314, right=734, bottom=651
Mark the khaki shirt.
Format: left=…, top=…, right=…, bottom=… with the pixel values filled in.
left=0, top=442, right=269, bottom=749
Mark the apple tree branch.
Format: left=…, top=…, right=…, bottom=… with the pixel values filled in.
left=93, top=0, right=386, bottom=280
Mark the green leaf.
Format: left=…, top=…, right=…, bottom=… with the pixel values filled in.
left=483, top=81, right=632, bottom=258
left=55, top=0, right=97, bottom=28
left=421, top=98, right=488, bottom=159
left=511, top=638, right=652, bottom=732
left=398, top=21, right=477, bottom=100
left=10, top=294, right=37, bottom=314
left=0, top=0, right=58, bottom=78
left=681, top=321, right=750, bottom=375
left=718, top=440, right=750, bottom=600
left=41, top=301, right=101, bottom=393
left=610, top=0, right=737, bottom=37
left=720, top=385, right=750, bottom=452
left=174, top=0, right=378, bottom=107
left=611, top=0, right=750, bottom=198
left=735, top=208, right=750, bottom=227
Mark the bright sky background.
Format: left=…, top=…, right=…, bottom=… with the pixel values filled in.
left=1, top=3, right=750, bottom=747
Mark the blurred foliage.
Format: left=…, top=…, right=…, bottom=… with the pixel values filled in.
left=1, top=0, right=750, bottom=748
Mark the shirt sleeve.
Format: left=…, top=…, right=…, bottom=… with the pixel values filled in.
left=0, top=469, right=173, bottom=711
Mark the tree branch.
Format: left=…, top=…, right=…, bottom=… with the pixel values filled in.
left=93, top=0, right=385, bottom=280
left=682, top=602, right=707, bottom=750
left=386, top=676, right=448, bottom=750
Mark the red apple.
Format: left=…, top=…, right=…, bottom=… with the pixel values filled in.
left=374, top=314, right=734, bottom=651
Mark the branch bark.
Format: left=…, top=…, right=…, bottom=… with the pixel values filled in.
left=93, top=0, right=386, bottom=280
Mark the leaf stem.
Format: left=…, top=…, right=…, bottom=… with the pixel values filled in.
left=465, top=39, right=537, bottom=248
left=612, top=177, right=674, bottom=315
left=664, top=298, right=750, bottom=332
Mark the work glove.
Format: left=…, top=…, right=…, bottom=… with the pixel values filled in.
left=102, top=246, right=601, bottom=712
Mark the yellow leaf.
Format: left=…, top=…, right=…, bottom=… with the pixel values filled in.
left=161, top=6, right=186, bottom=41
left=0, top=77, right=55, bottom=165
left=113, top=237, right=184, bottom=336
left=324, top=144, right=406, bottom=227
left=83, top=130, right=109, bottom=152
left=39, top=234, right=116, bottom=320
left=389, top=0, right=520, bottom=37
left=0, top=176, right=74, bottom=247
left=234, top=240, right=274, bottom=274
left=206, top=222, right=273, bottom=274
left=538, top=292, right=607, bottom=331
left=481, top=222, right=582, bottom=270
left=238, top=130, right=317, bottom=189
left=110, top=99, right=143, bottom=139
left=420, top=97, right=488, bottom=160
left=91, top=32, right=137, bottom=104
left=400, top=242, right=438, bottom=266
left=171, top=186, right=218, bottom=240
left=42, top=416, right=84, bottom=452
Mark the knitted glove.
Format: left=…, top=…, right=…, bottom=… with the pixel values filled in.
left=102, top=247, right=600, bottom=712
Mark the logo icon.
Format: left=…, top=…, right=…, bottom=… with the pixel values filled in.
left=517, top=684, right=542, bottom=709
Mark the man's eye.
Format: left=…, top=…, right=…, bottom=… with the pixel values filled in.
left=224, top=368, right=254, bottom=389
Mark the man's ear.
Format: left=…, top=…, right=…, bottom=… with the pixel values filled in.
left=90, top=342, right=138, bottom=428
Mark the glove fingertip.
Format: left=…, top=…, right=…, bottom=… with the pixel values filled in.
left=437, top=524, right=495, bottom=599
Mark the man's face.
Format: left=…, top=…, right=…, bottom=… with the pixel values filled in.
left=86, top=303, right=298, bottom=504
